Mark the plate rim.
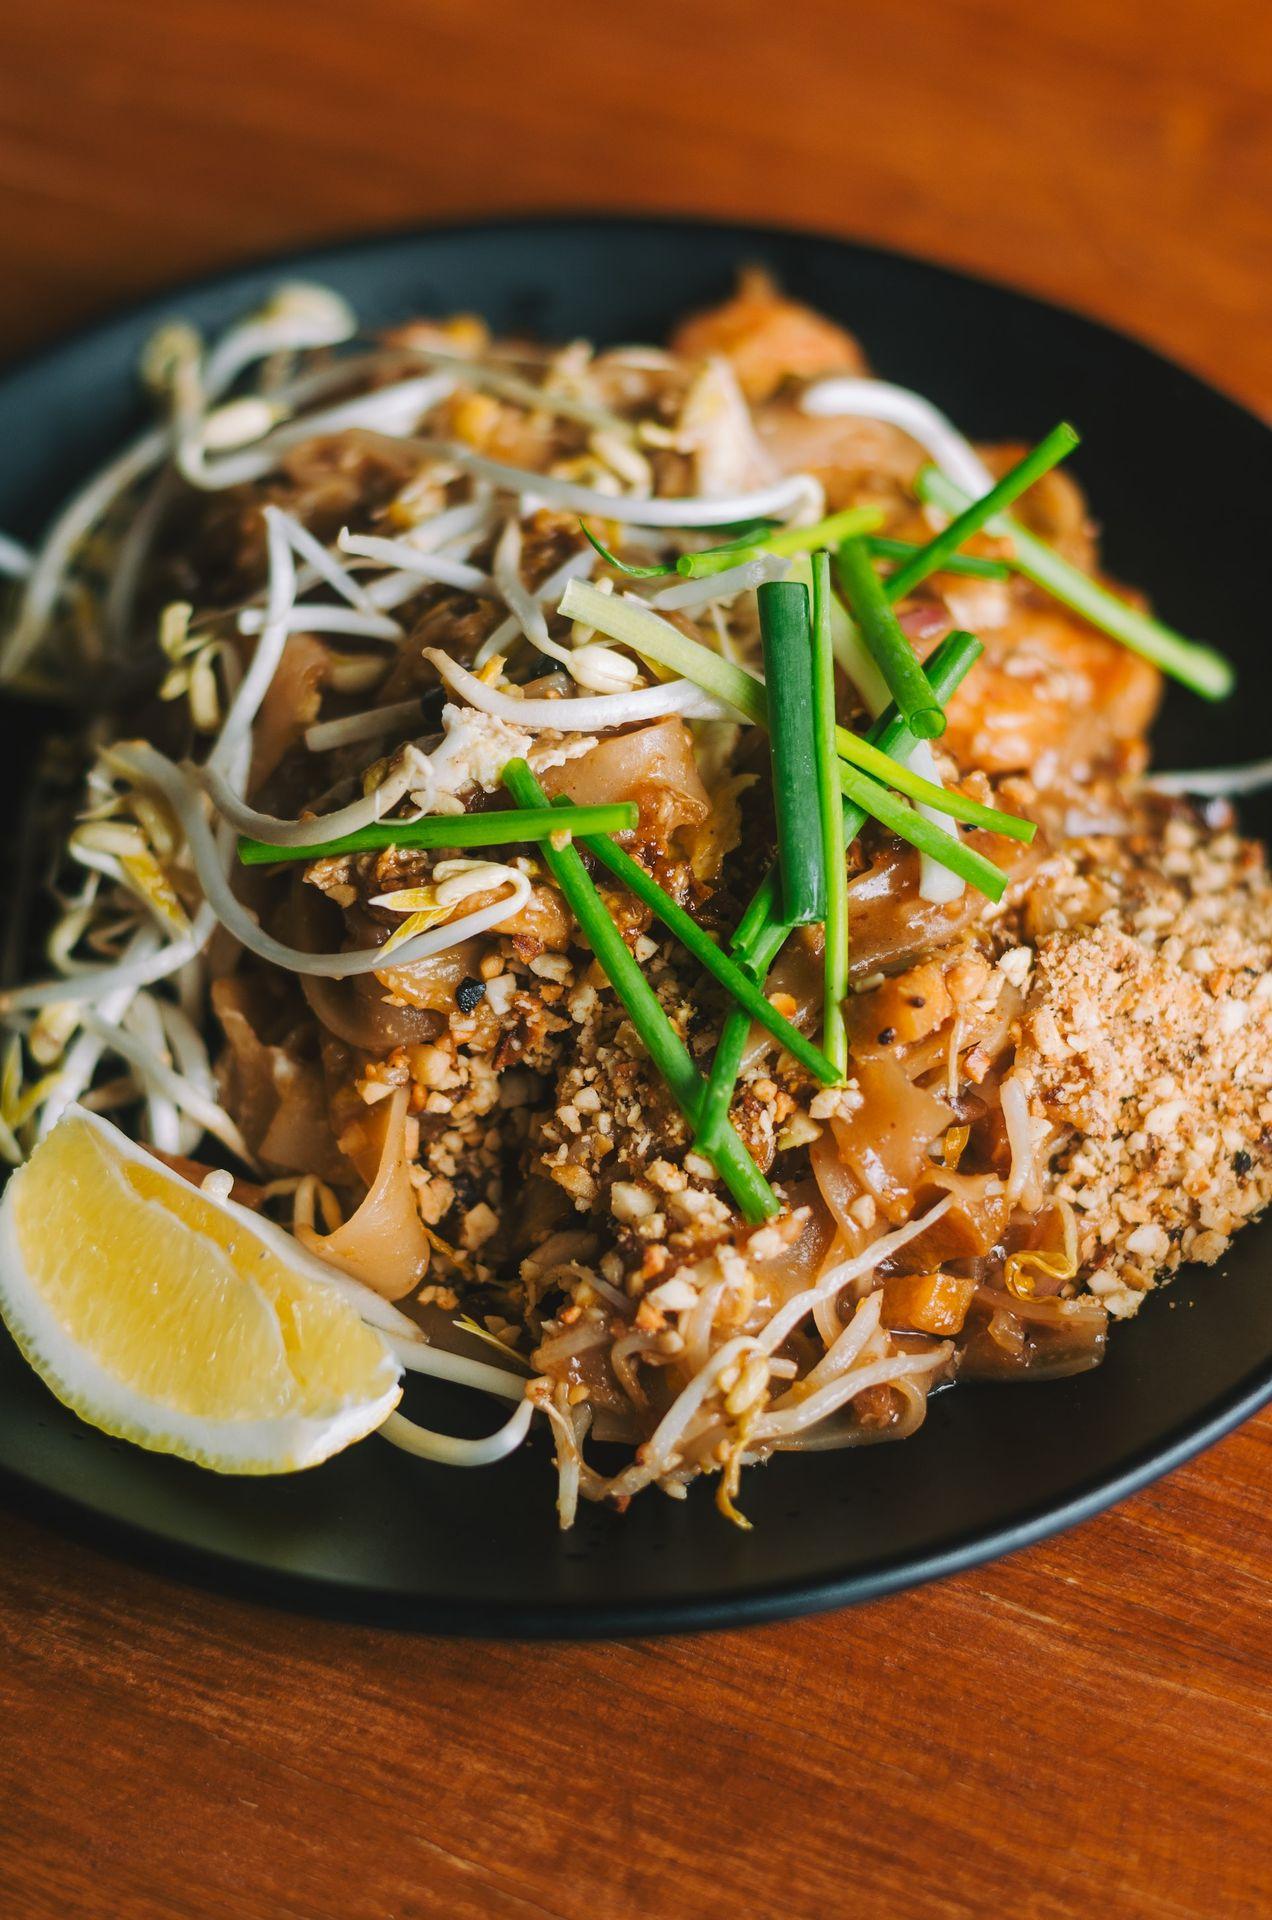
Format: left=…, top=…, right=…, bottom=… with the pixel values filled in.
left=1, top=207, right=1265, bottom=433
left=2, top=210, right=1270, bottom=1637
left=4, top=1345, right=1270, bottom=1638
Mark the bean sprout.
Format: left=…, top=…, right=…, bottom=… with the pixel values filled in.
left=112, top=741, right=534, bottom=979
left=800, top=376, right=995, bottom=495
left=399, top=436, right=820, bottom=526
left=424, top=647, right=730, bottom=730
left=379, top=1397, right=533, bottom=1467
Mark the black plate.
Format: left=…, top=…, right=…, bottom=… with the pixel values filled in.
left=2, top=216, right=1270, bottom=1637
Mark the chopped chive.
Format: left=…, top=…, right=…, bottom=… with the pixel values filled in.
left=705, top=518, right=780, bottom=539
left=834, top=719, right=1035, bottom=842
left=835, top=535, right=946, bottom=742
left=837, top=758, right=1007, bottom=899
left=916, top=467, right=1235, bottom=702
left=731, top=868, right=780, bottom=962
left=557, top=578, right=1027, bottom=879
left=887, top=422, right=1080, bottom=602
left=235, top=802, right=638, bottom=867
left=737, top=906, right=794, bottom=977
left=559, top=579, right=766, bottom=721
left=787, top=555, right=892, bottom=715
left=839, top=629, right=983, bottom=842
left=810, top=553, right=848, bottom=1075
left=502, top=759, right=779, bottom=1222
left=549, top=797, right=839, bottom=1087
left=866, top=536, right=1011, bottom=582
left=758, top=580, right=825, bottom=925
left=697, top=628, right=984, bottom=1152
left=581, top=508, right=887, bottom=582
left=674, top=545, right=773, bottom=578
left=677, top=508, right=886, bottom=575
left=578, top=522, right=674, bottom=577
left=839, top=630, right=1004, bottom=893
left=753, top=505, right=885, bottom=560
left=696, top=915, right=793, bottom=1154
left=668, top=521, right=781, bottom=567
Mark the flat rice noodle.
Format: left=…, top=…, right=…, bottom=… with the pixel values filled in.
left=296, top=1083, right=430, bottom=1299
left=372, top=935, right=488, bottom=1011
left=808, top=1131, right=871, bottom=1257
left=741, top=935, right=821, bottom=1070
left=248, top=633, right=331, bottom=793
left=846, top=838, right=1038, bottom=981
left=830, top=1053, right=952, bottom=1222
left=747, top=1178, right=839, bottom=1314
left=532, top=1321, right=628, bottom=1412
left=211, top=975, right=349, bottom=1183
left=542, top=718, right=709, bottom=843
left=894, top=1168, right=1012, bottom=1268
left=285, top=885, right=443, bottom=1049
left=300, top=968, right=446, bottom=1050
left=959, top=1285, right=1108, bottom=1380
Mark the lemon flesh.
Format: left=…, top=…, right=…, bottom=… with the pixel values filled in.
left=0, top=1111, right=401, bottom=1472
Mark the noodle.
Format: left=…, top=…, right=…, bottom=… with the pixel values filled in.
left=1, top=271, right=1255, bottom=1526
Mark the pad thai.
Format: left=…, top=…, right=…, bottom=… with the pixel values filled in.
left=0, top=271, right=1267, bottom=1525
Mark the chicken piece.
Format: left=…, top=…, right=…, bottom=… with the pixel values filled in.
left=938, top=603, right=1161, bottom=783
left=670, top=269, right=865, bottom=402
left=982, top=442, right=1097, bottom=572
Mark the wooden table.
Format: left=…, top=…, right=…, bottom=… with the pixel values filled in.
left=1, top=4, right=1270, bottom=1914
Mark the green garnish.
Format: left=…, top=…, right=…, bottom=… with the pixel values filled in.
left=752, top=506, right=885, bottom=559
left=917, top=467, right=1234, bottom=701
left=695, top=914, right=793, bottom=1156
left=558, top=580, right=765, bottom=719
left=578, top=505, right=884, bottom=581
left=833, top=718, right=1033, bottom=840
left=548, top=797, right=839, bottom=1087
left=577, top=523, right=674, bottom=577
left=696, top=627, right=985, bottom=1152
left=835, top=534, right=947, bottom=741
left=235, top=802, right=638, bottom=867
left=838, top=631, right=983, bottom=846
left=502, top=759, right=779, bottom=1222
left=730, top=867, right=780, bottom=956
left=556, top=578, right=1024, bottom=834
left=866, top=536, right=1011, bottom=582
left=810, top=552, right=848, bottom=1075
left=886, top=422, right=1080, bottom=602
left=556, top=579, right=1028, bottom=887
left=758, top=580, right=825, bottom=926
left=836, top=758, right=1007, bottom=899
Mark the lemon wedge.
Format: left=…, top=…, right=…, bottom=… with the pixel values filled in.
left=0, top=1109, right=402, bottom=1472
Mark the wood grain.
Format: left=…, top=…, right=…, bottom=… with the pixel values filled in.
left=1, top=3, right=1271, bottom=1915
left=0, top=0, right=1270, bottom=407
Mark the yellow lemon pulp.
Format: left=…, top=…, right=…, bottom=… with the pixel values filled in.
left=0, top=1112, right=401, bottom=1472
